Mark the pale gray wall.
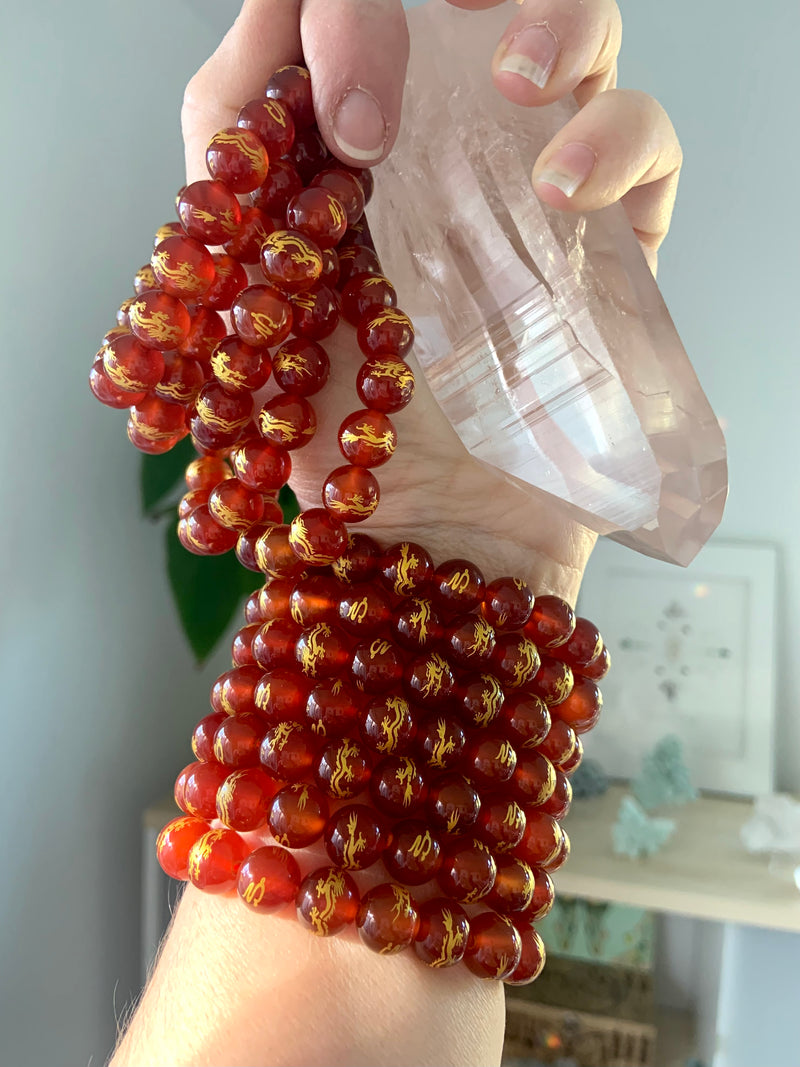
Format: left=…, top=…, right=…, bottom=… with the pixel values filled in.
left=0, top=1, right=796, bottom=1065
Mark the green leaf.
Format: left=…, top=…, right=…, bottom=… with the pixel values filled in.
left=165, top=523, right=260, bottom=665
left=141, top=436, right=196, bottom=516
left=279, top=484, right=300, bottom=524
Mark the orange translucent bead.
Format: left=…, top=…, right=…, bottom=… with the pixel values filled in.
left=157, top=815, right=209, bottom=880
left=272, top=338, right=330, bottom=396
left=432, top=560, right=485, bottom=618
left=316, top=737, right=373, bottom=800
left=514, top=811, right=563, bottom=868
left=218, top=664, right=263, bottom=716
left=537, top=718, right=576, bottom=766
left=251, top=157, right=303, bottom=215
left=295, top=622, right=352, bottom=680
left=252, top=618, right=302, bottom=671
left=559, top=616, right=604, bottom=670
left=486, top=856, right=535, bottom=914
left=416, top=713, right=466, bottom=771
left=195, top=382, right=253, bottom=439
left=178, top=307, right=228, bottom=363
left=357, top=883, right=420, bottom=954
left=311, top=168, right=365, bottom=227
left=237, top=524, right=273, bottom=571
left=181, top=761, right=229, bottom=819
left=356, top=356, right=415, bottom=414
left=180, top=505, right=239, bottom=555
left=306, top=680, right=362, bottom=740
left=392, top=597, right=443, bottom=652
left=438, top=838, right=497, bottom=904
left=89, top=355, right=145, bottom=409
left=258, top=577, right=294, bottom=620
left=323, top=464, right=380, bottom=522
left=245, top=588, right=266, bottom=624
left=102, top=325, right=132, bottom=345
left=213, top=711, right=265, bottom=767
left=360, top=695, right=417, bottom=755
left=208, top=478, right=265, bottom=530
left=297, top=866, right=359, bottom=937
left=174, top=763, right=193, bottom=812
left=290, top=574, right=341, bottom=627
left=255, top=525, right=307, bottom=579
left=178, top=490, right=209, bottom=520
left=103, top=334, right=164, bottom=392
left=151, top=235, right=215, bottom=298
left=331, top=532, right=381, bottom=584
left=198, top=254, right=249, bottom=311
left=466, top=735, right=518, bottom=789
left=580, top=643, right=611, bottom=681
left=500, top=692, right=551, bottom=749
left=154, top=221, right=185, bottom=246
left=128, top=421, right=183, bottom=456
left=338, top=583, right=393, bottom=638
left=324, top=803, right=387, bottom=870
left=405, top=652, right=457, bottom=709
left=290, top=284, right=341, bottom=341
left=192, top=711, right=227, bottom=762
left=254, top=668, right=310, bottom=724
left=216, top=766, right=277, bottom=831
left=477, top=798, right=526, bottom=854
left=259, top=393, right=317, bottom=450
left=260, top=721, right=319, bottom=781
left=286, top=187, right=347, bottom=250
left=206, top=126, right=269, bottom=193
left=341, top=273, right=396, bottom=326
left=187, top=827, right=250, bottom=893
left=447, top=615, right=496, bottom=670
left=117, top=296, right=135, bottom=327
left=524, top=594, right=576, bottom=649
left=237, top=845, right=301, bottom=912
left=155, top=353, right=205, bottom=406
left=538, top=768, right=572, bottom=819
left=289, top=509, right=348, bottom=565
left=492, top=634, right=541, bottom=690
left=542, top=827, right=570, bottom=872
left=232, top=284, right=292, bottom=347
left=129, top=290, right=191, bottom=350
left=512, top=752, right=556, bottom=807
left=232, top=438, right=291, bottom=491
left=338, top=244, right=380, bottom=285
left=260, top=229, right=323, bottom=292
left=357, top=307, right=414, bottom=359
left=414, top=899, right=470, bottom=968
left=351, top=637, right=405, bottom=693
left=461, top=672, right=505, bottom=730
left=426, top=772, right=481, bottom=835
left=370, top=755, right=427, bottom=817
left=381, top=541, right=433, bottom=596
left=178, top=180, right=242, bottom=245
left=186, top=454, right=231, bottom=491
left=522, top=869, right=555, bottom=922
left=559, top=734, right=584, bottom=775
left=464, top=912, right=522, bottom=980
left=223, top=205, right=276, bottom=264
left=530, top=653, right=574, bottom=706
left=505, top=919, right=546, bottom=986
left=269, top=782, right=329, bottom=848
left=266, top=65, right=315, bottom=130
left=552, top=676, right=602, bottom=733
left=383, top=820, right=443, bottom=886
left=284, top=127, right=331, bottom=183
left=482, top=577, right=535, bottom=631
left=134, top=263, right=158, bottom=294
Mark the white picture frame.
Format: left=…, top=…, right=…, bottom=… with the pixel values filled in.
left=577, top=538, right=778, bottom=797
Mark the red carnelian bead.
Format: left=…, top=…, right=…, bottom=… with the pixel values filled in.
left=259, top=393, right=317, bottom=450
left=506, top=920, right=546, bottom=986
left=208, top=478, right=265, bottom=531
left=477, top=799, right=526, bottom=854
left=341, top=273, right=396, bottom=326
left=187, top=827, right=250, bottom=894
left=290, top=575, right=341, bottom=627
left=260, top=721, right=318, bottom=781
left=182, top=761, right=229, bottom=819
left=255, top=669, right=310, bottom=724
left=272, top=338, right=330, bottom=396
left=237, top=97, right=295, bottom=156
left=237, top=524, right=272, bottom=570
left=216, top=766, right=277, bottom=831
left=316, top=737, right=373, bottom=800
left=219, top=664, right=263, bottom=715
left=260, top=230, right=323, bottom=292
left=289, top=509, right=348, bottom=566
left=306, top=680, right=362, bottom=740
left=361, top=695, right=417, bottom=755
left=371, top=755, right=427, bottom=817
left=311, top=168, right=365, bottom=226
left=232, top=284, right=292, bottom=348
left=222, top=205, right=275, bottom=265
left=552, top=676, right=603, bottom=733
left=286, top=188, right=347, bottom=250
left=192, top=711, right=227, bottom=762
left=486, top=856, right=536, bottom=914
left=269, top=782, right=329, bottom=847
left=211, top=336, right=270, bottom=392
left=357, top=308, right=414, bottom=359
left=186, top=454, right=231, bottom=491
left=381, top=542, right=433, bottom=597
left=258, top=577, right=294, bottom=620
left=116, top=297, right=135, bottom=326
left=155, top=353, right=205, bottom=406
left=515, top=811, right=563, bottom=868
left=542, top=829, right=570, bottom=873
left=464, top=912, right=522, bottom=980
left=331, top=532, right=381, bottom=585
left=432, top=560, right=486, bottom=617
left=560, top=622, right=605, bottom=676
left=151, top=236, right=215, bottom=299
left=154, top=221, right=185, bottom=245
left=134, top=263, right=157, bottom=294
left=174, top=763, right=194, bottom=811
left=296, top=622, right=352, bottom=679
left=338, top=409, right=397, bottom=467
left=580, top=643, right=611, bottom=681
left=320, top=248, right=340, bottom=286
left=323, top=464, right=380, bottom=523
left=560, top=734, right=584, bottom=776
left=244, top=588, right=266, bottom=624
left=461, top=673, right=505, bottom=730
left=351, top=637, right=405, bottom=693
left=128, top=422, right=184, bottom=456
left=538, top=769, right=573, bottom=819
left=177, top=308, right=228, bottom=363
left=512, top=752, right=557, bottom=807
left=199, top=254, right=249, bottom=312
left=266, top=65, right=314, bottom=128
left=356, top=357, right=415, bottom=414
left=427, top=772, right=481, bottom=835
left=338, top=583, right=393, bottom=638
left=438, top=839, right=497, bottom=904
left=414, top=899, right=470, bottom=968
left=237, top=845, right=301, bottom=912
left=195, top=382, right=252, bottom=438
left=416, top=713, right=466, bottom=771
left=181, top=506, right=239, bottom=555
left=482, top=577, right=535, bottom=631
left=405, top=652, right=457, bottom=709
left=448, top=615, right=496, bottom=670
left=206, top=127, right=269, bottom=193
left=530, top=654, right=574, bottom=706
left=523, top=869, right=555, bottom=922
left=252, top=618, right=302, bottom=671
left=178, top=180, right=242, bottom=245
left=357, top=884, right=420, bottom=955
left=255, top=525, right=308, bottom=578
left=500, top=692, right=551, bottom=749
left=285, top=128, right=332, bottom=184
left=466, top=735, right=518, bottom=789
left=89, top=356, right=146, bottom=409
left=213, top=711, right=265, bottom=767
left=157, top=816, right=209, bottom=880
left=103, top=334, right=164, bottom=391
left=492, top=634, right=541, bottom=690
left=393, top=597, right=443, bottom=652
left=324, top=803, right=387, bottom=870
left=101, top=324, right=131, bottom=345
left=190, top=414, right=240, bottom=455
left=290, top=284, right=341, bottom=341
left=538, top=718, right=576, bottom=766
left=251, top=157, right=303, bottom=215
left=346, top=165, right=374, bottom=204
left=383, top=820, right=443, bottom=885
left=524, top=594, right=576, bottom=649
left=337, top=244, right=380, bottom=285
left=232, top=438, right=291, bottom=492
left=297, top=866, right=360, bottom=937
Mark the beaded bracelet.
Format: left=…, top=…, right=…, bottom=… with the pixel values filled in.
left=89, top=63, right=610, bottom=984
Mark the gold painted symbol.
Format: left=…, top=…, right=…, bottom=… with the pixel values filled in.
left=466, top=618, right=495, bottom=659
left=368, top=638, right=392, bottom=658
left=408, top=599, right=432, bottom=643
left=129, top=301, right=184, bottom=346
left=429, top=718, right=456, bottom=768
left=300, top=623, right=332, bottom=677
left=445, top=569, right=471, bottom=595
left=341, top=810, right=366, bottom=869
left=309, top=869, right=347, bottom=936
left=378, top=696, right=409, bottom=753
left=475, top=674, right=503, bottom=728
left=329, top=739, right=360, bottom=797
left=431, top=909, right=465, bottom=967
left=243, top=877, right=266, bottom=907
left=418, top=653, right=450, bottom=700
left=409, top=831, right=433, bottom=861
left=392, top=543, right=419, bottom=595
left=210, top=128, right=265, bottom=170
left=340, top=422, right=396, bottom=455
left=511, top=639, right=540, bottom=687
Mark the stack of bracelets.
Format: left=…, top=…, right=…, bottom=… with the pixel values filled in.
left=89, top=63, right=610, bottom=985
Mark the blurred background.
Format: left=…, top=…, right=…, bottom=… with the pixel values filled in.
left=0, top=1, right=797, bottom=1065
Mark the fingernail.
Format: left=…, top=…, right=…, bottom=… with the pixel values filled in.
left=332, top=87, right=387, bottom=162
left=498, top=24, right=559, bottom=90
left=535, top=143, right=597, bottom=198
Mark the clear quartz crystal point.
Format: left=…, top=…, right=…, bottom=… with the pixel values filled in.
left=369, top=1, right=727, bottom=566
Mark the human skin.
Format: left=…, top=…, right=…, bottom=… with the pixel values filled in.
left=111, top=1, right=683, bottom=1064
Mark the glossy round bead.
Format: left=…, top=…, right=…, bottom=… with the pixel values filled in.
left=552, top=676, right=603, bottom=733
left=580, top=643, right=611, bottom=681
left=296, top=866, right=359, bottom=937
left=500, top=692, right=551, bottom=749
left=251, top=157, right=303, bottom=215
left=316, top=737, right=372, bottom=800
left=357, top=307, right=414, bottom=358
left=266, top=65, right=315, bottom=129
left=464, top=911, right=522, bottom=980
left=289, top=509, right=348, bottom=565
left=216, top=766, right=277, bottom=831
left=356, top=356, right=415, bottom=414
left=177, top=180, right=242, bottom=245
left=416, top=713, right=466, bottom=771
left=323, top=464, right=380, bottom=522
left=260, top=721, right=318, bottom=781
left=182, top=761, right=230, bottom=818
left=311, top=168, right=365, bottom=227
left=538, top=718, right=577, bottom=766
left=290, top=284, right=341, bottom=340
left=351, top=637, right=405, bottom=693
left=237, top=845, right=301, bottom=912
left=222, top=205, right=275, bottom=264
left=337, top=408, right=397, bottom=468
left=360, top=695, right=416, bottom=755
left=341, top=273, right=396, bottom=326
left=257, top=577, right=293, bottom=620
left=232, top=284, right=292, bottom=348
left=290, top=575, right=341, bottom=627
left=192, top=711, right=227, bottom=762
left=370, top=755, right=427, bottom=817
left=237, top=96, right=295, bottom=156
left=199, top=254, right=249, bottom=311
left=268, top=782, right=329, bottom=847
left=357, top=883, right=419, bottom=955
left=559, top=616, right=604, bottom=670
left=260, top=229, right=323, bottom=294
left=103, top=326, right=131, bottom=348
left=128, top=421, right=184, bottom=456
left=103, top=334, right=164, bottom=391
left=116, top=296, right=135, bottom=326
left=381, top=541, right=433, bottom=597
left=156, top=816, right=209, bottom=880
left=523, top=869, right=555, bottom=922
left=486, top=855, right=535, bottom=914
left=338, top=583, right=392, bottom=638
left=134, top=263, right=157, bottom=294
left=447, top=615, right=496, bottom=670
left=338, top=243, right=380, bottom=285
left=195, top=382, right=252, bottom=439
left=514, top=811, right=563, bottom=868
left=430, top=562, right=483, bottom=619
left=89, top=356, right=145, bottom=408
left=181, top=506, right=239, bottom=555
left=255, top=525, right=307, bottom=579
left=129, top=396, right=187, bottom=445
left=286, top=127, right=331, bottom=184
left=414, top=899, right=470, bottom=968
left=560, top=734, right=584, bottom=776
left=460, top=672, right=505, bottom=730
left=506, top=920, right=546, bottom=986
left=187, top=828, right=250, bottom=894
left=173, top=763, right=194, bottom=812
left=392, top=597, right=443, bottom=652
left=154, top=353, right=205, bottom=405
left=530, top=653, right=574, bottom=706
left=211, top=336, right=271, bottom=392
left=466, top=735, right=518, bottom=789
left=272, top=338, right=330, bottom=396
left=286, top=188, right=347, bottom=250
left=320, top=248, right=340, bottom=286
left=306, top=680, right=362, bottom=740
left=154, top=221, right=185, bottom=245
left=216, top=664, right=263, bottom=716
left=324, top=803, right=387, bottom=870
left=186, top=454, right=231, bottom=491
left=383, top=820, right=443, bottom=886
left=477, top=799, right=526, bottom=854
left=252, top=618, right=302, bottom=671
left=178, top=488, right=209, bottom=520
left=482, top=577, right=535, bottom=631
left=525, top=594, right=576, bottom=649
left=492, top=634, right=541, bottom=689
left=232, top=438, right=291, bottom=492
left=237, top=525, right=274, bottom=572
left=512, top=752, right=557, bottom=806
left=331, top=533, right=381, bottom=584
left=259, top=393, right=317, bottom=450
left=427, top=772, right=481, bottom=835
left=295, top=622, right=352, bottom=679
left=542, top=827, right=570, bottom=872
left=151, top=235, right=215, bottom=299
left=244, top=588, right=266, bottom=624
left=213, top=711, right=264, bottom=767
left=208, top=478, right=265, bottom=531
left=178, top=308, right=228, bottom=363
left=538, top=769, right=573, bottom=819
left=438, top=838, right=497, bottom=904
left=206, top=126, right=269, bottom=193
